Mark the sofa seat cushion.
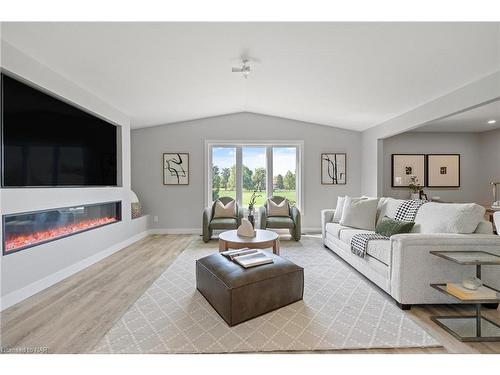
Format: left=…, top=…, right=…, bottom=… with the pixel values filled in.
left=338, top=228, right=391, bottom=265
left=339, top=228, right=373, bottom=244
left=267, top=216, right=294, bottom=229
left=325, top=222, right=350, bottom=238
left=210, top=218, right=238, bottom=229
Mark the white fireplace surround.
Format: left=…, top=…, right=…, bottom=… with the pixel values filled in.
left=0, top=41, right=148, bottom=311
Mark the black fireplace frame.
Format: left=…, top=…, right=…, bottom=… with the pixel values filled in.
left=2, top=200, right=122, bottom=256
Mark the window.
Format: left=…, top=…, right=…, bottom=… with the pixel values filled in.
left=206, top=141, right=303, bottom=211
left=242, top=147, right=267, bottom=207
left=272, top=147, right=297, bottom=205
left=211, top=147, right=236, bottom=201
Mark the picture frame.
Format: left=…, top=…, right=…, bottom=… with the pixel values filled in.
left=163, top=153, right=189, bottom=185
left=427, top=154, right=460, bottom=188
left=321, top=153, right=346, bottom=185
left=391, top=154, right=426, bottom=188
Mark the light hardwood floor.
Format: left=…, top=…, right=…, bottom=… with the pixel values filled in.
left=1, top=234, right=195, bottom=354
left=1, top=234, right=499, bottom=354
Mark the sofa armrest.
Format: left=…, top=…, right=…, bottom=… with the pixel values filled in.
left=390, top=233, right=500, bottom=304
left=321, top=209, right=336, bottom=239
left=391, top=233, right=500, bottom=245
left=258, top=206, right=267, bottom=229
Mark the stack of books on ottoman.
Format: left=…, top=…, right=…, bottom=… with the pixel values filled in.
left=221, top=248, right=274, bottom=268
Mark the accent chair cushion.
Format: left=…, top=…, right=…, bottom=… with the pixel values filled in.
left=339, top=196, right=379, bottom=230
left=375, top=216, right=415, bottom=237
left=268, top=198, right=290, bottom=217
left=213, top=199, right=236, bottom=218
left=209, top=218, right=238, bottom=229
left=266, top=216, right=295, bottom=229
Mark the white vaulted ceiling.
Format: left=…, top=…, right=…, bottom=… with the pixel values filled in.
left=1, top=22, right=499, bottom=130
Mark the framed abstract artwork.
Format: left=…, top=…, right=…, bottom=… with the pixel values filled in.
left=427, top=154, right=460, bottom=188
left=391, top=154, right=425, bottom=187
left=163, top=153, right=189, bottom=185
left=321, top=153, right=346, bottom=185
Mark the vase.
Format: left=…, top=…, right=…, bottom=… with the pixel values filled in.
left=410, top=193, right=420, bottom=200
left=248, top=208, right=255, bottom=227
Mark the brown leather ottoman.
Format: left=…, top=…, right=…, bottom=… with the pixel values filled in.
left=196, top=252, right=304, bottom=326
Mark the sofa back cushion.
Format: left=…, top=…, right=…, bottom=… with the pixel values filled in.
left=475, top=221, right=493, bottom=234
left=333, top=196, right=345, bottom=223
left=340, top=197, right=379, bottom=230
left=413, top=202, right=486, bottom=234
left=376, top=197, right=407, bottom=227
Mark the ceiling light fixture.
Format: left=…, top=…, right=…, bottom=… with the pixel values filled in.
left=487, top=120, right=496, bottom=124
left=232, top=59, right=251, bottom=79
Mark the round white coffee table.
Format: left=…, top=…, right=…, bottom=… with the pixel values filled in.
left=218, top=229, right=280, bottom=255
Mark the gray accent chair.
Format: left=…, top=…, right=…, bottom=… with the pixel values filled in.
left=258, top=196, right=301, bottom=241
left=203, top=197, right=244, bottom=242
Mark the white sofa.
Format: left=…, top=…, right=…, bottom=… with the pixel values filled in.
left=322, top=198, right=500, bottom=309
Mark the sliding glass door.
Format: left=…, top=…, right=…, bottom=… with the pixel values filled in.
left=208, top=142, right=302, bottom=210
left=272, top=147, right=297, bottom=206
left=211, top=147, right=236, bottom=201
left=242, top=147, right=267, bottom=207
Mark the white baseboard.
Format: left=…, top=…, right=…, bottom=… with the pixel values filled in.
left=0, top=230, right=150, bottom=311
left=149, top=228, right=201, bottom=235
left=148, top=227, right=321, bottom=235
left=302, top=227, right=322, bottom=234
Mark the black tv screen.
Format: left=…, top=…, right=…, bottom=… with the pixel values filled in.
left=1, top=73, right=118, bottom=187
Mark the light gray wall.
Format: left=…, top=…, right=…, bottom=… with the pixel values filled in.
left=478, top=128, right=500, bottom=203
left=361, top=71, right=500, bottom=197
left=1, top=41, right=148, bottom=309
left=131, top=112, right=362, bottom=230
left=382, top=131, right=497, bottom=203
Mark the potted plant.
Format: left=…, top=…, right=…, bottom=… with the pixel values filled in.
left=248, top=190, right=261, bottom=227
left=408, top=176, right=422, bottom=200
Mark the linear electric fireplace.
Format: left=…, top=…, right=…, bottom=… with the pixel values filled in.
left=3, top=201, right=121, bottom=255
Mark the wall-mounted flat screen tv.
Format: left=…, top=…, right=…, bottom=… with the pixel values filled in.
left=1, top=73, right=118, bottom=187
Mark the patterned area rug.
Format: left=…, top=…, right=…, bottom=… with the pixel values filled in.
left=93, top=237, right=440, bottom=353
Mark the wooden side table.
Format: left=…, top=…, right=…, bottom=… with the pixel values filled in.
left=218, top=229, right=280, bottom=255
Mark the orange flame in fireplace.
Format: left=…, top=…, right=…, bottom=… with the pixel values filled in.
left=5, top=217, right=118, bottom=253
